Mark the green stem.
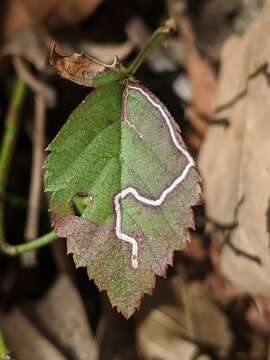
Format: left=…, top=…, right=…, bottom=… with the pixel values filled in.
left=127, top=19, right=176, bottom=76
left=0, top=78, right=26, bottom=252
left=0, top=79, right=26, bottom=193
left=0, top=77, right=59, bottom=257
left=1, top=231, right=58, bottom=256
left=0, top=329, right=10, bottom=358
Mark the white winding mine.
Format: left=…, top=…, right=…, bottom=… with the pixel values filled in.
left=114, top=85, right=195, bottom=269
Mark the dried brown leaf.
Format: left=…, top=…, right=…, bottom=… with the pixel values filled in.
left=2, top=0, right=104, bottom=40
left=178, top=17, right=217, bottom=139
left=199, top=0, right=270, bottom=294
left=33, top=275, right=98, bottom=360
left=22, top=0, right=104, bottom=30
left=1, top=28, right=49, bottom=70
left=50, top=44, right=119, bottom=87
left=136, top=277, right=232, bottom=359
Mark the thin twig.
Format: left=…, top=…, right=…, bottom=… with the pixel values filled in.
left=22, top=94, right=46, bottom=266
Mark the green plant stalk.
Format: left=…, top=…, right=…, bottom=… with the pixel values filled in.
left=0, top=329, right=9, bottom=358
left=127, top=19, right=176, bottom=76
left=0, top=78, right=26, bottom=252
left=0, top=78, right=59, bottom=256
left=0, top=79, right=26, bottom=194
left=1, top=230, right=58, bottom=256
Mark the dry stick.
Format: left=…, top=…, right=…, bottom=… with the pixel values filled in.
left=22, top=94, right=46, bottom=266
left=0, top=73, right=58, bottom=257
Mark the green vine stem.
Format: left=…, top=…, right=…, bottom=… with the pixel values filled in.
left=1, top=231, right=58, bottom=256
left=0, top=328, right=12, bottom=359
left=0, top=78, right=26, bottom=253
left=0, top=77, right=58, bottom=256
left=0, top=79, right=26, bottom=198
left=127, top=19, right=176, bottom=76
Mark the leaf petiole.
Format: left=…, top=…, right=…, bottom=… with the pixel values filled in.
left=127, top=19, right=176, bottom=76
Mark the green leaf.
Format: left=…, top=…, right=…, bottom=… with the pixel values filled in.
left=45, top=61, right=201, bottom=318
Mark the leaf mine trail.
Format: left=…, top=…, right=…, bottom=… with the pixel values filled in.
left=114, top=85, right=195, bottom=269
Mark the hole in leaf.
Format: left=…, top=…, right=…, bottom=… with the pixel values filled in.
left=72, top=191, right=93, bottom=216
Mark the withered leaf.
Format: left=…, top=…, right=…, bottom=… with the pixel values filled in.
left=50, top=44, right=120, bottom=87
left=199, top=1, right=270, bottom=295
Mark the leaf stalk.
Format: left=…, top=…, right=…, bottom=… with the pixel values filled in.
left=127, top=19, right=176, bottom=76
